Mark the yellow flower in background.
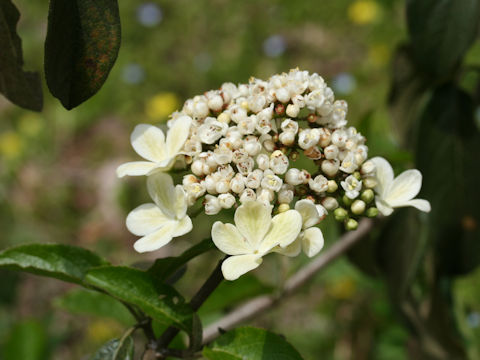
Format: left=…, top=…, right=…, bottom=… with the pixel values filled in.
left=145, top=92, right=180, bottom=121
left=348, top=0, right=380, bottom=25
left=368, top=43, right=390, bottom=66
left=18, top=114, right=43, bottom=137
left=0, top=131, right=23, bottom=160
left=327, top=277, right=357, bottom=300
left=86, top=319, right=122, bottom=345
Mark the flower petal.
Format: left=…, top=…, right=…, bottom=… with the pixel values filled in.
left=273, top=238, right=301, bottom=257
left=212, top=222, right=252, bottom=255
left=131, top=124, right=167, bottom=162
left=301, top=227, right=324, bottom=258
left=174, top=185, right=188, bottom=219
left=221, top=254, right=263, bottom=281
left=166, top=116, right=192, bottom=157
left=234, top=201, right=272, bottom=248
left=126, top=203, right=170, bottom=236
left=370, top=157, right=394, bottom=199
left=172, top=216, right=193, bottom=237
left=133, top=221, right=177, bottom=253
left=147, top=172, right=176, bottom=218
left=116, top=161, right=158, bottom=178
left=386, top=169, right=422, bottom=206
left=400, top=199, right=431, bottom=213
left=260, top=210, right=302, bottom=253
left=295, top=199, right=320, bottom=229
left=375, top=196, right=394, bottom=216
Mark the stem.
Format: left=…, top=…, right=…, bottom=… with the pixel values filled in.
left=202, top=218, right=374, bottom=344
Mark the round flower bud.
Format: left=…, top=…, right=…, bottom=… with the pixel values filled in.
left=360, top=189, right=374, bottom=203
left=345, top=218, right=358, bottom=231
left=318, top=128, right=332, bottom=147
left=230, top=105, right=248, bottom=123
left=208, top=94, right=223, bottom=111
left=278, top=203, right=290, bottom=213
left=240, top=188, right=256, bottom=203
left=204, top=195, right=221, bottom=215
left=261, top=171, right=283, bottom=192
left=342, top=195, right=353, bottom=206
left=308, top=175, right=328, bottom=193
left=279, top=130, right=296, bottom=146
left=351, top=200, right=366, bottom=215
left=324, top=145, right=339, bottom=160
left=244, top=136, right=262, bottom=156
left=286, top=103, right=300, bottom=118
left=363, top=176, right=377, bottom=189
left=183, top=174, right=198, bottom=186
left=327, top=180, right=338, bottom=193
left=215, top=179, right=230, bottom=194
left=218, top=193, right=236, bottom=209
left=321, top=159, right=339, bottom=177
left=322, top=197, right=339, bottom=210
left=246, top=169, right=263, bottom=189
left=270, top=150, right=289, bottom=175
left=361, top=160, right=376, bottom=175
left=278, top=185, right=294, bottom=204
left=230, top=173, right=246, bottom=193
left=217, top=112, right=230, bottom=124
left=276, top=87, right=290, bottom=103
left=366, top=207, right=379, bottom=218
left=334, top=207, right=348, bottom=221
left=256, top=154, right=270, bottom=170
left=191, top=159, right=205, bottom=176
left=257, top=187, right=275, bottom=202
left=285, top=168, right=303, bottom=185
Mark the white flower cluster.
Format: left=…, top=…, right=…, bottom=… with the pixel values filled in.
left=118, top=69, right=431, bottom=281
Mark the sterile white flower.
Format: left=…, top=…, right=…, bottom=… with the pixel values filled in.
left=211, top=201, right=302, bottom=280
left=117, top=116, right=192, bottom=177
left=126, top=173, right=192, bottom=252
left=370, top=157, right=431, bottom=216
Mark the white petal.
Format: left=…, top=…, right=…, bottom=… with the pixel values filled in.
left=174, top=185, right=188, bottom=219
left=274, top=238, right=301, bottom=257
left=375, top=196, right=394, bottom=216
left=301, top=227, right=324, bottom=258
left=126, top=203, right=170, bottom=236
left=133, top=221, right=177, bottom=253
left=166, top=116, right=192, bottom=157
left=131, top=124, right=167, bottom=162
left=370, top=157, right=394, bottom=198
left=386, top=170, right=422, bottom=206
left=147, top=172, right=176, bottom=218
left=260, top=210, right=302, bottom=253
left=400, top=199, right=431, bottom=213
left=221, top=254, right=263, bottom=281
left=172, top=216, right=193, bottom=237
left=116, top=161, right=158, bottom=178
left=212, top=222, right=251, bottom=255
left=234, top=201, right=272, bottom=248
left=295, top=199, right=320, bottom=229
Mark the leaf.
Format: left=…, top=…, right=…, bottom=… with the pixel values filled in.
left=85, top=266, right=194, bottom=333
left=0, top=0, right=42, bottom=111
left=54, top=288, right=135, bottom=325
left=44, top=0, right=121, bottom=109
left=0, top=244, right=108, bottom=284
left=2, top=320, right=48, bottom=360
left=407, top=0, right=480, bottom=79
left=415, top=84, right=480, bottom=275
left=203, top=327, right=304, bottom=360
left=90, top=337, right=134, bottom=360
left=148, top=238, right=215, bottom=282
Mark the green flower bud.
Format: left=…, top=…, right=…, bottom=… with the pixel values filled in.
left=334, top=207, right=348, bottom=221
left=351, top=200, right=366, bottom=215
left=360, top=189, right=374, bottom=203
left=353, top=171, right=361, bottom=180
left=327, top=180, right=338, bottom=193
left=342, top=195, right=353, bottom=206
left=345, top=218, right=358, bottom=231
left=366, top=207, right=379, bottom=218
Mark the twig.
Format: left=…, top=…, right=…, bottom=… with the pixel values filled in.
left=202, top=218, right=374, bottom=344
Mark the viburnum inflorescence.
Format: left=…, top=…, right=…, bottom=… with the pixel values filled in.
left=118, top=69, right=431, bottom=280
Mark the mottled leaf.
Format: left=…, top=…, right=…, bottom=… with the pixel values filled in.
left=90, top=337, right=134, bottom=360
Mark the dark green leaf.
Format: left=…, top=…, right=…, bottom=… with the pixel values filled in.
left=90, top=337, right=134, bottom=360
left=44, top=0, right=121, bottom=109
left=2, top=320, right=48, bottom=360
left=203, top=327, right=303, bottom=360
left=54, top=288, right=135, bottom=325
left=0, top=244, right=108, bottom=284
left=407, top=0, right=480, bottom=79
left=0, top=0, right=42, bottom=111
left=85, top=266, right=194, bottom=332
left=148, top=238, right=215, bottom=282
left=416, top=84, right=480, bottom=275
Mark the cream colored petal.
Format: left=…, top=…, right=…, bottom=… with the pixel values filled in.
left=234, top=201, right=272, bottom=248
left=376, top=196, right=394, bottom=216
left=166, top=116, right=192, bottom=157
left=260, top=210, right=302, bottom=253
left=126, top=203, right=170, bottom=236
left=212, top=222, right=252, bottom=255
left=172, top=216, right=193, bottom=237
left=295, top=199, right=320, bottom=229
left=273, top=238, right=301, bottom=257
left=116, top=161, right=158, bottom=178
left=221, top=254, right=263, bottom=281
left=131, top=124, right=167, bottom=162
left=400, top=199, right=431, bottom=213
left=386, top=170, right=422, bottom=206
left=174, top=185, right=188, bottom=219
left=301, top=227, right=324, bottom=258
left=147, top=172, right=176, bottom=218
left=370, top=157, right=394, bottom=198
left=133, top=221, right=177, bottom=253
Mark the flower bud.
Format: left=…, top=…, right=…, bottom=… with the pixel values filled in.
left=360, top=189, right=374, bottom=203
left=279, top=130, right=296, bottom=146
left=215, top=179, right=230, bottom=194
left=318, top=128, right=331, bottom=147
left=278, top=203, right=290, bottom=213
left=345, top=218, right=358, bottom=231
left=278, top=185, right=294, bottom=204
left=246, top=169, right=263, bottom=189
left=217, top=112, right=230, bottom=124
left=218, top=193, right=236, bottom=209
left=276, top=87, right=290, bottom=103
left=240, top=188, right=256, bottom=203
left=366, top=207, right=379, bottom=218
left=322, top=197, right=339, bottom=210
left=204, top=195, right=221, bottom=215
left=334, top=207, right=348, bottom=221
left=286, top=103, right=300, bottom=118
left=363, top=176, right=377, bottom=189
left=191, top=159, right=204, bottom=176
left=321, top=159, right=339, bottom=177
left=351, top=200, right=366, bottom=215
left=230, top=173, right=245, bottom=193
left=361, top=160, right=375, bottom=175
left=285, top=168, right=303, bottom=185
left=327, top=180, right=338, bottom=193
left=208, top=94, right=223, bottom=111
left=309, top=175, right=328, bottom=193
left=342, top=195, right=353, bottom=206
left=324, top=145, right=339, bottom=160
left=275, top=103, right=285, bottom=115
left=270, top=150, right=289, bottom=175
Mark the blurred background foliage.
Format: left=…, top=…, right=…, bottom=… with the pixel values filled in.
left=1, top=0, right=480, bottom=359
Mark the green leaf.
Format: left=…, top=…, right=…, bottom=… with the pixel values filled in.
left=2, top=320, right=48, bottom=360
left=407, top=0, right=480, bottom=79
left=0, top=0, right=42, bottom=111
left=0, top=244, right=108, bottom=284
left=44, top=0, right=121, bottom=110
left=203, top=327, right=304, bottom=360
left=148, top=238, right=215, bottom=282
left=416, top=84, right=480, bottom=275
left=85, top=266, right=194, bottom=332
left=54, top=288, right=135, bottom=325
left=90, top=337, right=134, bottom=360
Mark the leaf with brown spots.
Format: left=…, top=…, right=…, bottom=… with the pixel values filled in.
left=44, top=0, right=121, bottom=110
